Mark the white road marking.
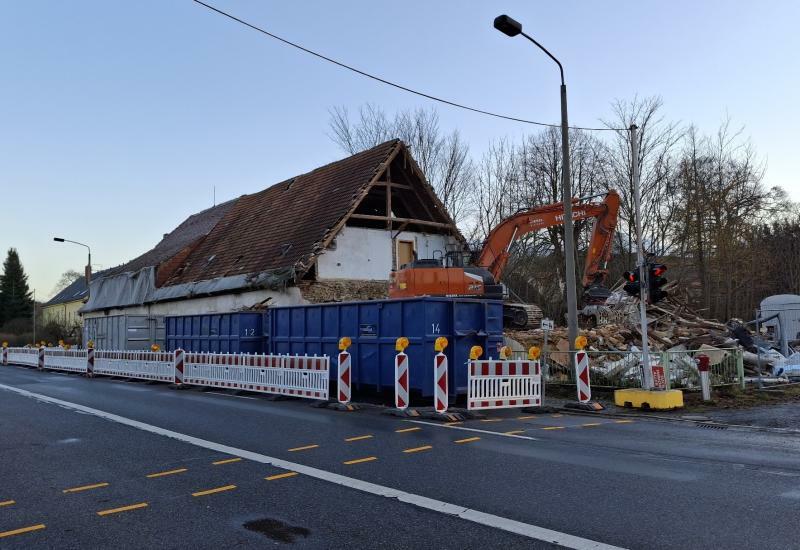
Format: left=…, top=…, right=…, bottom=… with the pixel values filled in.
left=0, top=383, right=624, bottom=550
left=205, top=391, right=256, bottom=400
left=407, top=420, right=540, bottom=441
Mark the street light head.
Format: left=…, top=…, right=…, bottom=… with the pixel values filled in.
left=53, top=237, right=65, bottom=242
left=494, top=14, right=522, bottom=37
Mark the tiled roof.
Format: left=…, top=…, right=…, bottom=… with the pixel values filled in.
left=162, top=140, right=400, bottom=286
left=103, top=199, right=235, bottom=278
left=44, top=276, right=90, bottom=306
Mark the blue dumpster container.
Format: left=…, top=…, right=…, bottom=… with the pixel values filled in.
left=166, top=312, right=263, bottom=354
left=264, top=297, right=504, bottom=398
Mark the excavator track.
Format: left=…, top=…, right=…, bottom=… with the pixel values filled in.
left=504, top=302, right=543, bottom=329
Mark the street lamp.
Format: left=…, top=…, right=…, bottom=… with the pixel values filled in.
left=493, top=14, right=579, bottom=358
left=53, top=237, right=92, bottom=291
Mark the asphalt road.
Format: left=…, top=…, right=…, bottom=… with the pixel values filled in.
left=2, top=364, right=800, bottom=549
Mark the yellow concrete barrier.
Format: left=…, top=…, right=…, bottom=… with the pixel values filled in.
left=614, top=388, right=684, bottom=410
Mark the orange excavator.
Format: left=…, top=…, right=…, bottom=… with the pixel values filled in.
left=389, top=190, right=621, bottom=328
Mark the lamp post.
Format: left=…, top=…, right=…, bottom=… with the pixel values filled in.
left=493, top=14, right=579, bottom=360
left=53, top=237, right=92, bottom=292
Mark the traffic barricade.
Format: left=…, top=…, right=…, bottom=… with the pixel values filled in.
left=467, top=358, right=542, bottom=410
left=93, top=350, right=175, bottom=382
left=6, top=347, right=39, bottom=368
left=43, top=348, right=89, bottom=374
left=183, top=352, right=329, bottom=400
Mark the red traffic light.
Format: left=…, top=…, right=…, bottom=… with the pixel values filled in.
left=623, top=271, right=637, bottom=282
left=651, top=264, right=667, bottom=277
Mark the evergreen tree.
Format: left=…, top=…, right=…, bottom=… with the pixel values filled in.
left=0, top=248, right=33, bottom=325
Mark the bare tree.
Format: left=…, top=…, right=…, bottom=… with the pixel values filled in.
left=328, top=104, right=473, bottom=223
left=50, top=269, right=82, bottom=298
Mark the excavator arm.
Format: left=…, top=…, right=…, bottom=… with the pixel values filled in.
left=476, top=190, right=620, bottom=289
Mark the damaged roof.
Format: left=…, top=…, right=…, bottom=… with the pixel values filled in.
left=161, top=139, right=407, bottom=286
left=102, top=199, right=236, bottom=278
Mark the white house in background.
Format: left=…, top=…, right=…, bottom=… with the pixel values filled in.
left=80, top=140, right=464, bottom=349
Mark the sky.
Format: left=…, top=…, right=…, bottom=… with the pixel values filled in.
left=1, top=0, right=798, bottom=299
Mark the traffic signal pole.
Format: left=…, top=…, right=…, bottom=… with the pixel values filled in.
left=630, top=125, right=653, bottom=389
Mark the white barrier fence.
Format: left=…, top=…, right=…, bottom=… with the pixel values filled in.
left=94, top=350, right=175, bottom=383
left=468, top=359, right=542, bottom=411
left=2, top=347, right=330, bottom=401
left=184, top=352, right=329, bottom=400
left=44, top=349, right=89, bottom=373
left=6, top=347, right=39, bottom=367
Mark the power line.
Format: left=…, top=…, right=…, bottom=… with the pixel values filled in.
left=192, top=0, right=625, bottom=132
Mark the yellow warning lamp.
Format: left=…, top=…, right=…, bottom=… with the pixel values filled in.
left=1, top=341, right=7, bottom=348
left=64, top=344, right=71, bottom=351
left=338, top=336, right=352, bottom=351
left=499, top=346, right=512, bottom=360
left=528, top=346, right=541, bottom=360
left=469, top=345, right=483, bottom=360
left=87, top=340, right=94, bottom=349
left=150, top=344, right=161, bottom=352
left=575, top=335, right=588, bottom=350
left=395, top=337, right=409, bottom=353
left=434, top=336, right=448, bottom=352
left=47, top=342, right=53, bottom=348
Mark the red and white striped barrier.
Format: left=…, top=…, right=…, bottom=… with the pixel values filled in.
left=338, top=350, right=352, bottom=404
left=43, top=349, right=89, bottom=374
left=37, top=347, right=45, bottom=370
left=575, top=350, right=591, bottom=403
left=87, top=348, right=95, bottom=376
left=434, top=352, right=448, bottom=413
left=93, top=350, right=176, bottom=382
left=395, top=352, right=409, bottom=410
left=1, top=347, right=7, bottom=366
left=175, top=349, right=185, bottom=386
left=467, top=359, right=542, bottom=410
left=182, top=352, right=328, bottom=400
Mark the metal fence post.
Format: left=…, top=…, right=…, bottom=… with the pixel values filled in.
left=660, top=351, right=671, bottom=390
left=736, top=349, right=745, bottom=390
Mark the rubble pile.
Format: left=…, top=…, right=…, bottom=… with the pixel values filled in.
left=507, top=283, right=799, bottom=384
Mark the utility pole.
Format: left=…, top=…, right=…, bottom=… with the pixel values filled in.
left=32, top=289, right=36, bottom=345
left=630, top=125, right=653, bottom=389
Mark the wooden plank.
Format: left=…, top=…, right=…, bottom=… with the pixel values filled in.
left=349, top=214, right=453, bottom=229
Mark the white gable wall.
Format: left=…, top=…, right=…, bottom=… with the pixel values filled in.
left=316, top=226, right=457, bottom=281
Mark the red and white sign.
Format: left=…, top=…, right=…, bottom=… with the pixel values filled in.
left=395, top=352, right=409, bottom=410
left=38, top=347, right=45, bottom=371
left=434, top=352, right=448, bottom=413
left=174, top=348, right=185, bottom=385
left=575, top=351, right=591, bottom=403
left=338, top=351, right=351, bottom=404
left=652, top=365, right=667, bottom=390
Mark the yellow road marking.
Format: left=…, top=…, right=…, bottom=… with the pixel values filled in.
left=582, top=423, right=602, bottom=427
left=345, top=434, right=373, bottom=442
left=403, top=445, right=432, bottom=454
left=541, top=426, right=565, bottom=430
left=0, top=524, right=45, bottom=539
left=504, top=430, right=525, bottom=435
left=480, top=418, right=503, bottom=423
left=615, top=419, right=635, bottom=424
left=395, top=427, right=421, bottom=433
left=62, top=482, right=109, bottom=493
left=288, top=444, right=319, bottom=452
left=551, top=414, right=563, bottom=418
left=517, top=415, right=536, bottom=420
left=212, top=457, right=242, bottom=465
left=0, top=500, right=15, bottom=507
left=146, top=468, right=187, bottom=478
left=97, top=502, right=148, bottom=516
left=192, top=484, right=237, bottom=497
left=265, top=472, right=299, bottom=481
left=454, top=437, right=480, bottom=444
left=343, top=456, right=378, bottom=465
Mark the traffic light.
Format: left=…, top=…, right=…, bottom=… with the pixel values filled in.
left=648, top=263, right=668, bottom=304
left=622, top=270, right=640, bottom=297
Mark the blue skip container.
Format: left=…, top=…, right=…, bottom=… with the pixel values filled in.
left=264, top=297, right=504, bottom=398
left=166, top=312, right=263, bottom=354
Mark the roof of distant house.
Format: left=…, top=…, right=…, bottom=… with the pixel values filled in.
left=43, top=276, right=89, bottom=306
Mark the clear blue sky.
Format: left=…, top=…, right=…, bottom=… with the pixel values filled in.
left=2, top=1, right=798, bottom=298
